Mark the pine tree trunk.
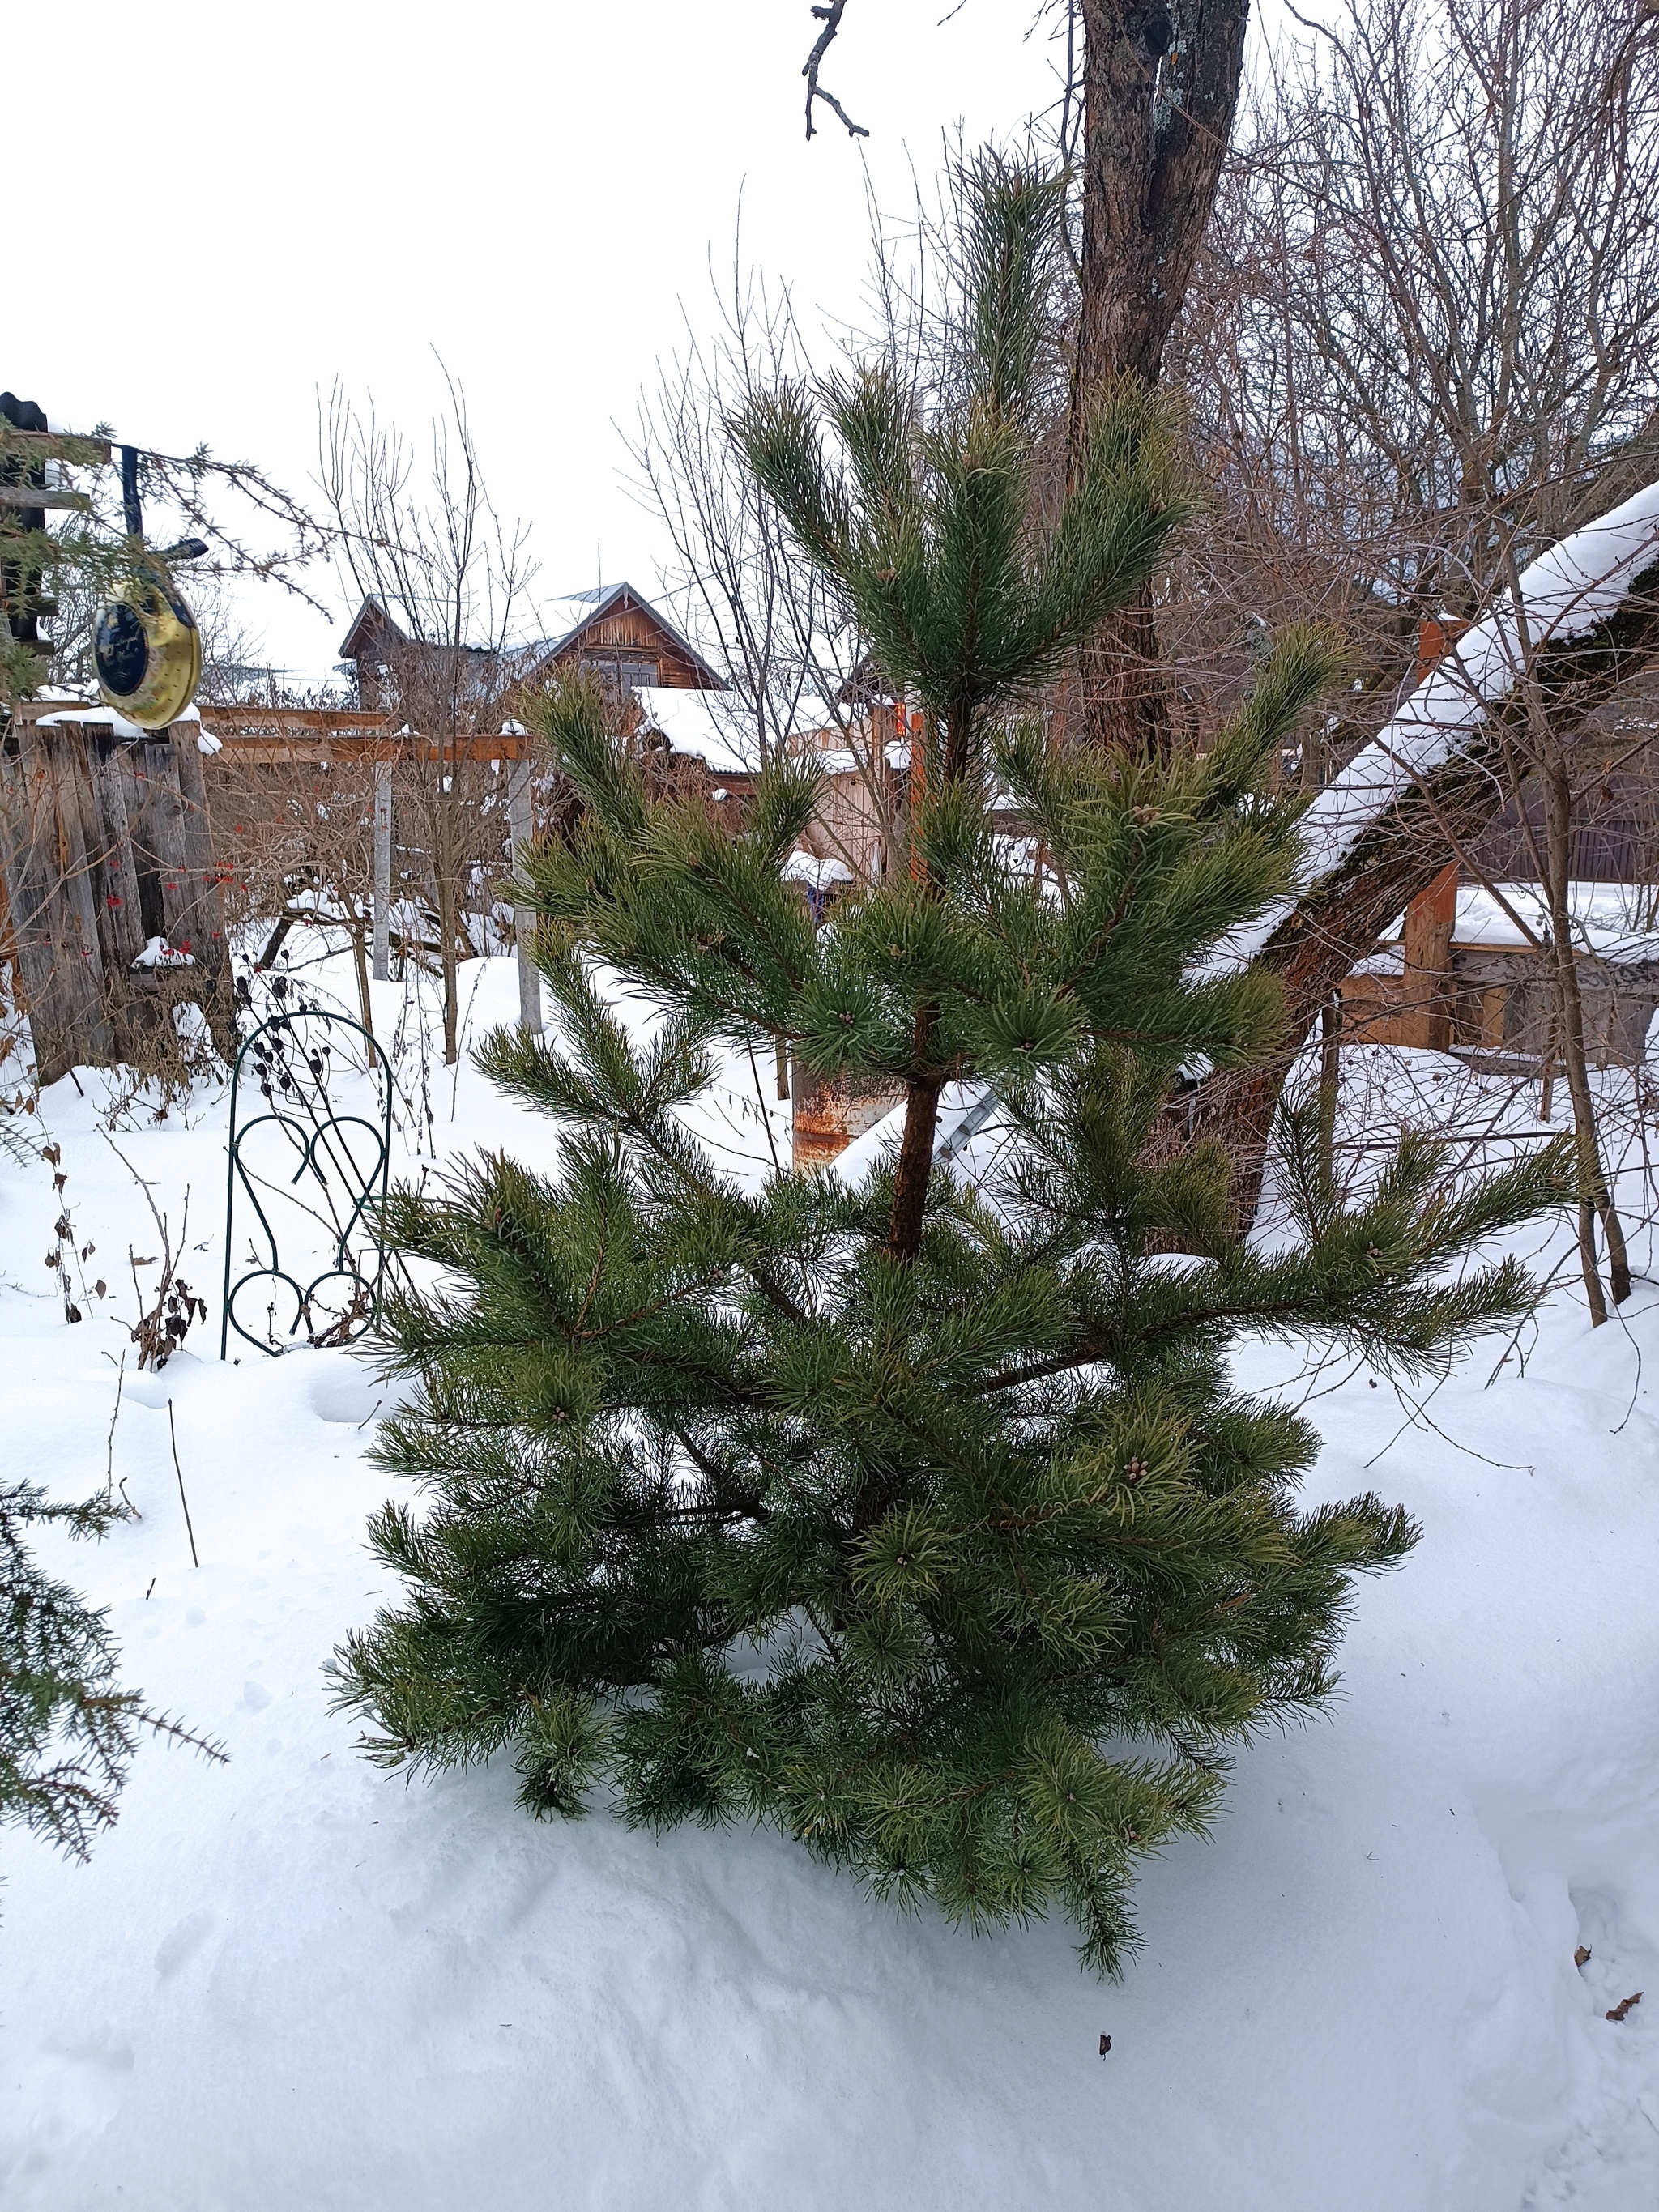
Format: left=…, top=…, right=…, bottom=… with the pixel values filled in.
left=887, top=1011, right=943, bottom=1263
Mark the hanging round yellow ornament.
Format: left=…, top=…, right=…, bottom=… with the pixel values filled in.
left=94, top=560, right=202, bottom=729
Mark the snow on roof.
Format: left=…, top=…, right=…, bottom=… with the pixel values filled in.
left=781, top=850, right=855, bottom=892
left=811, top=736, right=911, bottom=775
left=634, top=687, right=761, bottom=778
left=1206, top=480, right=1659, bottom=973
left=1399, top=881, right=1659, bottom=966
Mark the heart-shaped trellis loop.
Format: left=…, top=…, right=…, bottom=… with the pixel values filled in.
left=232, top=1111, right=317, bottom=1189
left=226, top=1267, right=308, bottom=1355
left=304, top=1267, right=378, bottom=1348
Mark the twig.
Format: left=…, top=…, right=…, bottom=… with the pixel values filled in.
left=803, top=1, right=869, bottom=139
left=135, top=1705, right=229, bottom=1765
left=104, top=1350, right=135, bottom=1517
left=745, top=1036, right=783, bottom=1175
left=1363, top=1365, right=1537, bottom=1477
left=167, top=1399, right=201, bottom=1570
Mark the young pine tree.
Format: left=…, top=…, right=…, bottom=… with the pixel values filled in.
left=2, top=1481, right=226, bottom=1862
left=333, top=159, right=1572, bottom=1973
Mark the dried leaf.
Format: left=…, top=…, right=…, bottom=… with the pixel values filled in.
left=1606, top=1992, right=1643, bottom=2022
left=1575, top=1945, right=1591, bottom=1967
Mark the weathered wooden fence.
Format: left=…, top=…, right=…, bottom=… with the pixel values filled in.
left=0, top=702, right=233, bottom=1084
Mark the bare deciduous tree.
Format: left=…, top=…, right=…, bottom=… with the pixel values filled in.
left=318, top=373, right=535, bottom=1063
left=628, top=249, right=902, bottom=890
left=1161, top=0, right=1659, bottom=1254
left=1203, top=0, right=1659, bottom=617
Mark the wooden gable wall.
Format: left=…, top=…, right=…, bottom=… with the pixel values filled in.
left=551, top=595, right=716, bottom=691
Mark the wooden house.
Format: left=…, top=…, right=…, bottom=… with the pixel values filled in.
left=522, top=583, right=723, bottom=693
left=339, top=582, right=723, bottom=712
left=1334, top=630, right=1659, bottom=1069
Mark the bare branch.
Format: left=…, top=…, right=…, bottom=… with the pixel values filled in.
left=803, top=1, right=869, bottom=140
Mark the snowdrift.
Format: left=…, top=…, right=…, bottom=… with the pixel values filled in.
left=3, top=957, right=1659, bottom=2210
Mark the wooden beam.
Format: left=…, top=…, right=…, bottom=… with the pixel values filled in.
left=0, top=487, right=92, bottom=510
left=208, top=735, right=533, bottom=763
left=15, top=699, right=100, bottom=722
left=0, top=429, right=113, bottom=466
left=199, top=706, right=393, bottom=732
left=1399, top=862, right=1458, bottom=1051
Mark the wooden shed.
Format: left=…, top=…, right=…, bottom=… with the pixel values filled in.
left=1339, top=868, right=1659, bottom=1068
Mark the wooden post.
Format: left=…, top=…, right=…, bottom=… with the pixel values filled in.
left=507, top=759, right=540, bottom=1035
left=373, top=765, right=392, bottom=983
left=1394, top=620, right=1471, bottom=1058
left=1316, top=993, right=1341, bottom=1203
left=161, top=722, right=237, bottom=1059
left=1401, top=862, right=1459, bottom=1052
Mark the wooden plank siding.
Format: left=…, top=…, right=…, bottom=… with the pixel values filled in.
left=0, top=714, right=234, bottom=1082
left=557, top=598, right=712, bottom=691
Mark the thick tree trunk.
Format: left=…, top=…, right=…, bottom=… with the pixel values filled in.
left=1073, top=0, right=1251, bottom=758
left=1075, top=0, right=1251, bottom=395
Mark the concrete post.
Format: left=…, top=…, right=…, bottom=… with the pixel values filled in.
left=372, top=765, right=392, bottom=982
left=507, top=758, right=541, bottom=1035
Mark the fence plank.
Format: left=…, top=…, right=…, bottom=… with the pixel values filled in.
left=168, top=725, right=236, bottom=1052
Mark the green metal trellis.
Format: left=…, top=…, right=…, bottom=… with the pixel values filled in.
left=220, top=1008, right=394, bottom=1357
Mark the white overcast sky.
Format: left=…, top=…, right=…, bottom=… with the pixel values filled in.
left=18, top=1, right=1286, bottom=678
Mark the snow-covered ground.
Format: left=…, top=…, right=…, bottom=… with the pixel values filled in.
left=5, top=948, right=1659, bottom=2210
